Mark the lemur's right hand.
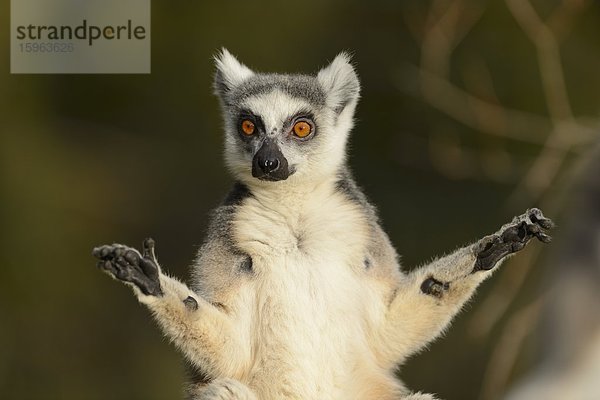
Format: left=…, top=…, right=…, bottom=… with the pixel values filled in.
left=93, top=238, right=163, bottom=296
left=473, top=208, right=554, bottom=272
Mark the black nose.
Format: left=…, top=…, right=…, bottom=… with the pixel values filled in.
left=262, top=158, right=280, bottom=173
left=252, top=139, right=290, bottom=181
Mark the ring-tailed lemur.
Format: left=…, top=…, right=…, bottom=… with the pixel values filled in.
left=93, top=49, right=553, bottom=400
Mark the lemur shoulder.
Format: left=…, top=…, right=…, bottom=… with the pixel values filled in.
left=93, top=49, right=553, bottom=400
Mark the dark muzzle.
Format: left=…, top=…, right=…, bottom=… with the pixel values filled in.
left=252, top=139, right=290, bottom=181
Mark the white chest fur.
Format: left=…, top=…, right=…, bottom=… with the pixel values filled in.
left=233, top=183, right=370, bottom=264
left=230, top=184, right=385, bottom=398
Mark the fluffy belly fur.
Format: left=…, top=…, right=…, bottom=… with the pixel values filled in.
left=218, top=183, right=399, bottom=399
left=245, top=257, right=374, bottom=398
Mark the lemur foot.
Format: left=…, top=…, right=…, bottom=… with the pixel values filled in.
left=402, top=393, right=440, bottom=400
left=92, top=238, right=163, bottom=296
left=192, top=378, right=258, bottom=400
left=473, top=208, right=554, bottom=272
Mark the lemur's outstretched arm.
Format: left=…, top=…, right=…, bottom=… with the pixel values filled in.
left=92, top=239, right=247, bottom=378
left=381, top=208, right=553, bottom=361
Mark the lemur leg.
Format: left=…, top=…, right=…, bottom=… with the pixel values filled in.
left=401, top=393, right=439, bottom=400
left=382, top=208, right=553, bottom=358
left=187, top=379, right=258, bottom=400
left=93, top=239, right=247, bottom=377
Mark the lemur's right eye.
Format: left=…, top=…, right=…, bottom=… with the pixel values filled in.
left=241, top=120, right=255, bottom=136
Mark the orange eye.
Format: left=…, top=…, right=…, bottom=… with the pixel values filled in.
left=241, top=120, right=255, bottom=135
left=293, top=121, right=312, bottom=138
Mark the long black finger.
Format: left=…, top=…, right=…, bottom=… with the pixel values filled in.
left=142, top=238, right=156, bottom=259
left=529, top=209, right=555, bottom=229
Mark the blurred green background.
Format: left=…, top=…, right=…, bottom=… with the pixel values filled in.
left=1, top=0, right=599, bottom=399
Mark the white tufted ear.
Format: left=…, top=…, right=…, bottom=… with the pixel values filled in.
left=214, top=48, right=255, bottom=99
left=317, top=52, right=360, bottom=114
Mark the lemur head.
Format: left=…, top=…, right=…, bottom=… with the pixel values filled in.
left=213, top=49, right=360, bottom=188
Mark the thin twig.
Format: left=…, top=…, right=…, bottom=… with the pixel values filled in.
left=468, top=245, right=541, bottom=339
left=397, top=67, right=555, bottom=145
left=506, top=0, right=573, bottom=122
left=398, top=0, right=599, bottom=397
left=504, top=0, right=584, bottom=205
left=478, top=296, right=545, bottom=400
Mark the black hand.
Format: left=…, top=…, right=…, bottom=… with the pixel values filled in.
left=92, top=238, right=163, bottom=296
left=473, top=208, right=554, bottom=272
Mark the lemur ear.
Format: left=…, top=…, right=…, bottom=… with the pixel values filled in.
left=317, top=52, right=360, bottom=114
left=214, top=48, right=255, bottom=100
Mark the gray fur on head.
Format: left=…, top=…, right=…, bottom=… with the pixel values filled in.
left=213, top=48, right=360, bottom=114
left=213, top=48, right=362, bottom=188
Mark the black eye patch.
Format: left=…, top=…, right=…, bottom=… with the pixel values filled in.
left=236, top=110, right=266, bottom=139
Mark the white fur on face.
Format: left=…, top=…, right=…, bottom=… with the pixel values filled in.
left=223, top=89, right=355, bottom=189
left=242, top=89, right=310, bottom=136
left=215, top=49, right=361, bottom=190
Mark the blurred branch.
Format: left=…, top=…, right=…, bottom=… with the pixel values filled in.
left=546, top=0, right=591, bottom=41
left=468, top=137, right=599, bottom=340
left=468, top=245, right=541, bottom=340
left=504, top=0, right=576, bottom=205
left=397, top=0, right=598, bottom=182
left=398, top=0, right=600, bottom=397
left=397, top=66, right=555, bottom=145
left=478, top=296, right=545, bottom=400
left=506, top=0, right=573, bottom=122
left=421, top=0, right=485, bottom=78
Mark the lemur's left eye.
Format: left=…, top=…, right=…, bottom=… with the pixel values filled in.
left=292, top=121, right=312, bottom=138
left=241, top=120, right=255, bottom=136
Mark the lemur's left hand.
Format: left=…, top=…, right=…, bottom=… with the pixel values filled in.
left=93, top=238, right=163, bottom=296
left=473, top=208, right=554, bottom=272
